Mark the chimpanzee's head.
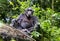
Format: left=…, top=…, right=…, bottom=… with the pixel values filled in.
left=25, top=7, right=34, bottom=17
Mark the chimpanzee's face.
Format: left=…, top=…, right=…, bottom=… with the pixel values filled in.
left=26, top=10, right=33, bottom=17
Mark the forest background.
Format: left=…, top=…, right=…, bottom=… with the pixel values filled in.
left=0, top=0, right=60, bottom=41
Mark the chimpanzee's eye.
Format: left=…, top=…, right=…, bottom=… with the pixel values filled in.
left=27, top=9, right=32, bottom=11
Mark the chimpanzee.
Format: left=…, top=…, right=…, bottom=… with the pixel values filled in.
left=10, top=7, right=38, bottom=34
left=2, top=8, right=39, bottom=41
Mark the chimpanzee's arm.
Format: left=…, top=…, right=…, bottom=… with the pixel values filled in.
left=10, top=14, right=23, bottom=28
left=10, top=19, right=17, bottom=27
left=27, top=16, right=39, bottom=32
left=16, top=14, right=24, bottom=24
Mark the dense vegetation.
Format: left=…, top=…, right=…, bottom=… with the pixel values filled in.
left=0, top=0, right=60, bottom=41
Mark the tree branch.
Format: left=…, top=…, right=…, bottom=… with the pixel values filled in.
left=0, top=24, right=36, bottom=41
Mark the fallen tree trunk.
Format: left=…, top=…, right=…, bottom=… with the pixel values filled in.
left=0, top=24, right=36, bottom=41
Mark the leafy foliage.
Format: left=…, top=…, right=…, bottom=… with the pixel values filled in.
left=0, top=0, right=60, bottom=41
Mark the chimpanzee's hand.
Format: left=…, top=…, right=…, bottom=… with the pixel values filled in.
left=21, top=29, right=27, bottom=32
left=21, top=29, right=30, bottom=34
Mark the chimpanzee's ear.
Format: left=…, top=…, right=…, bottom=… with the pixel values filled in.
left=32, top=10, right=34, bottom=13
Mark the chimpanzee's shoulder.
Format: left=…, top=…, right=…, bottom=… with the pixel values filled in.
left=32, top=16, right=37, bottom=18
left=32, top=16, right=38, bottom=20
left=17, top=14, right=25, bottom=20
left=18, top=14, right=25, bottom=18
left=19, top=14, right=25, bottom=17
